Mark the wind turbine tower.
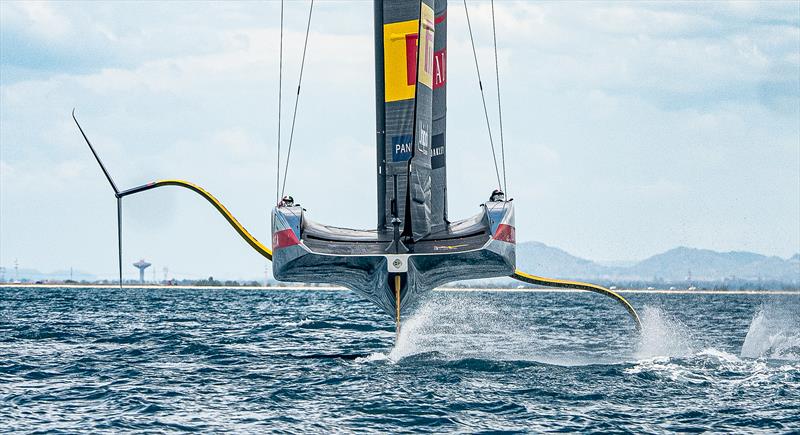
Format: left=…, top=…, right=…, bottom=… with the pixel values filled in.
left=133, top=259, right=151, bottom=284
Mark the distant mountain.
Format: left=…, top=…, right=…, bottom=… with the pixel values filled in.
left=516, top=243, right=800, bottom=283
left=514, top=242, right=628, bottom=280
left=632, top=247, right=798, bottom=281
left=515, top=242, right=608, bottom=278
left=6, top=245, right=798, bottom=285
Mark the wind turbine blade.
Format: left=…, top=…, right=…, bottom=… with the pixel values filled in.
left=72, top=109, right=119, bottom=196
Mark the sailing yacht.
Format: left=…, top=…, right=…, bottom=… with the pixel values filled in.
left=271, top=0, right=515, bottom=325
left=72, top=0, right=641, bottom=334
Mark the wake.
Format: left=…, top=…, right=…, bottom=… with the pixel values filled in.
left=357, top=296, right=799, bottom=367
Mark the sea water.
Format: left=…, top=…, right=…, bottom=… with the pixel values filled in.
left=1, top=287, right=798, bottom=433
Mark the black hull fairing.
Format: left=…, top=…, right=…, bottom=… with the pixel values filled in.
left=272, top=201, right=515, bottom=317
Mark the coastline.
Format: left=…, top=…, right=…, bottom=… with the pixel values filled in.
left=1, top=283, right=797, bottom=295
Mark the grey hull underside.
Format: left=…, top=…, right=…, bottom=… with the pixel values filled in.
left=272, top=203, right=515, bottom=317
left=273, top=240, right=513, bottom=317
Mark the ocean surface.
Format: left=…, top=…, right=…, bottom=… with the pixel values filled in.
left=1, top=286, right=798, bottom=433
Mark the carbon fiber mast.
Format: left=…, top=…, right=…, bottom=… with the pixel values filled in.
left=72, top=110, right=125, bottom=288
left=377, top=0, right=447, bottom=239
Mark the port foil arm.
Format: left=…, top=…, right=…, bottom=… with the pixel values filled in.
left=73, top=110, right=273, bottom=289
left=117, top=180, right=273, bottom=260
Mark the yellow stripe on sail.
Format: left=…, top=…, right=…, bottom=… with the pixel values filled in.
left=383, top=19, right=419, bottom=102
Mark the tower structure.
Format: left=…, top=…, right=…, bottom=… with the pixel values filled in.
left=133, top=259, right=151, bottom=284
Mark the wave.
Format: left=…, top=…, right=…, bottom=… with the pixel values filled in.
left=626, top=304, right=800, bottom=384
left=283, top=318, right=314, bottom=328
left=625, top=347, right=800, bottom=391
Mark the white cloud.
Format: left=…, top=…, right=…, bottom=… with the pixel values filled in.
left=1, top=1, right=798, bottom=277
left=9, top=1, right=72, bottom=40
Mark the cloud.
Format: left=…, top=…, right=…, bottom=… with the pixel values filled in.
left=454, top=1, right=799, bottom=112
left=1, top=1, right=798, bottom=277
left=6, top=1, right=73, bottom=40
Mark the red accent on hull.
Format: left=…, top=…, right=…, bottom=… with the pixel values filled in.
left=272, top=228, right=300, bottom=249
left=493, top=224, right=516, bottom=244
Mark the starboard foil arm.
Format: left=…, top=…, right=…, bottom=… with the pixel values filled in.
left=511, top=270, right=641, bottom=331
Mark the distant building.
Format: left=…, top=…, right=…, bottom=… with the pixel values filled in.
left=133, top=260, right=151, bottom=284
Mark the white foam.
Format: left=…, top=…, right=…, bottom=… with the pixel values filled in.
left=697, top=347, right=741, bottom=363
left=740, top=303, right=800, bottom=360
left=634, top=305, right=695, bottom=359
left=385, top=295, right=531, bottom=361
left=355, top=352, right=390, bottom=363
left=388, top=299, right=461, bottom=361
left=625, top=304, right=800, bottom=384
left=284, top=318, right=313, bottom=327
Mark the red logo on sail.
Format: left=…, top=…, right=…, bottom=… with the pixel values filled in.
left=404, top=39, right=446, bottom=89
left=384, top=12, right=446, bottom=102
left=403, top=12, right=446, bottom=90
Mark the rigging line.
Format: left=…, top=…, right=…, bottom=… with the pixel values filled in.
left=275, top=0, right=284, bottom=205
left=280, top=0, right=314, bottom=200
left=463, top=0, right=503, bottom=191
left=490, top=0, right=507, bottom=195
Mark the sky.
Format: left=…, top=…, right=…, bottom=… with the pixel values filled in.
left=1, top=1, right=798, bottom=281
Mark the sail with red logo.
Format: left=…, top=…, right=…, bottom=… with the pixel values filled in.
left=271, top=0, right=515, bottom=330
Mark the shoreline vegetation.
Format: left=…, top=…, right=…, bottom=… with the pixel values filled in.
left=3, top=274, right=798, bottom=292
left=1, top=283, right=797, bottom=295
